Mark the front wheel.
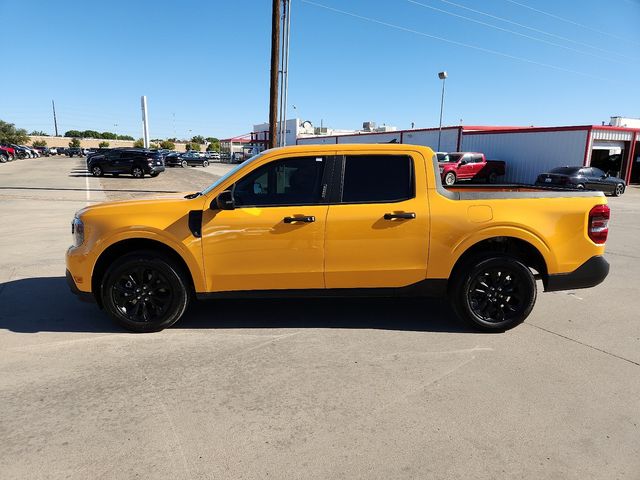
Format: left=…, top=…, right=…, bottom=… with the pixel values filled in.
left=488, top=172, right=498, bottom=184
left=450, top=255, right=537, bottom=331
left=202, top=160, right=209, bottom=167
left=0, top=155, right=7, bottom=163
left=613, top=183, right=624, bottom=197
left=132, top=167, right=144, bottom=178
left=101, top=252, right=190, bottom=332
left=181, top=160, right=188, bottom=168
left=91, top=165, right=104, bottom=177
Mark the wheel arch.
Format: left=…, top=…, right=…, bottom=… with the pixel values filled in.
left=92, top=238, right=197, bottom=307
left=448, top=236, right=550, bottom=292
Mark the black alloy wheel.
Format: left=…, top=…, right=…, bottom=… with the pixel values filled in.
left=451, top=255, right=537, bottom=331
left=102, top=252, right=190, bottom=332
left=91, top=165, right=104, bottom=177
left=132, top=166, right=144, bottom=178
left=614, top=184, right=624, bottom=197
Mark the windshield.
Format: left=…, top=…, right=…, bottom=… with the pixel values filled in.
left=444, top=153, right=464, bottom=163
left=200, top=152, right=265, bottom=195
left=436, top=153, right=449, bottom=162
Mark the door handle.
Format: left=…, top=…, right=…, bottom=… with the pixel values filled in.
left=384, top=212, right=416, bottom=220
left=284, top=215, right=315, bottom=224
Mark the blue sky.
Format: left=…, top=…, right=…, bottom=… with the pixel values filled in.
left=1, top=0, right=639, bottom=140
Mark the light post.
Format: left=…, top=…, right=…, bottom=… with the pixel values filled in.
left=114, top=124, right=118, bottom=144
left=437, top=71, right=447, bottom=152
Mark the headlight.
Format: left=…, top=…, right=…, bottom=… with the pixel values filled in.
left=71, top=216, right=84, bottom=247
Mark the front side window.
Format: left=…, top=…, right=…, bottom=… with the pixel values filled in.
left=233, top=156, right=326, bottom=207
left=341, top=155, right=413, bottom=203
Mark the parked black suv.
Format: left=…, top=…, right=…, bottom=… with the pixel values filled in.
left=88, top=148, right=165, bottom=178
left=67, top=147, right=83, bottom=157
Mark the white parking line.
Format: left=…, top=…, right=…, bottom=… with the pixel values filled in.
left=85, top=168, right=91, bottom=204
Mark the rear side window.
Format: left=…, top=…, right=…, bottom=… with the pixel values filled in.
left=341, top=155, right=414, bottom=203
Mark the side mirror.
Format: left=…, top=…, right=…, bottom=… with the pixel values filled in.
left=213, top=190, right=235, bottom=210
left=604, top=172, right=610, bottom=178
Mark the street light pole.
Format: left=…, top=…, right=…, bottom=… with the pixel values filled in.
left=437, top=71, right=447, bottom=152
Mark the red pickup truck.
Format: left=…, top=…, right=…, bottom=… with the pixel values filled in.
left=439, top=152, right=506, bottom=185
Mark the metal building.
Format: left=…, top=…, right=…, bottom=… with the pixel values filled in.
left=296, top=123, right=640, bottom=186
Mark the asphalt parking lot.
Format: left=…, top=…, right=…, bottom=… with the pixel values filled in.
left=0, top=156, right=639, bottom=479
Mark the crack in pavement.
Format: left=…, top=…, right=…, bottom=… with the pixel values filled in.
left=525, top=322, right=640, bottom=367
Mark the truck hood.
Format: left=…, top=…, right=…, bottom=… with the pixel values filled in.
left=76, top=192, right=206, bottom=218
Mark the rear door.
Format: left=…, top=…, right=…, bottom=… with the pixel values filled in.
left=324, top=152, right=430, bottom=288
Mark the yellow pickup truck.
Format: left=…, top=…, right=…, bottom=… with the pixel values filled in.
left=66, top=144, right=610, bottom=332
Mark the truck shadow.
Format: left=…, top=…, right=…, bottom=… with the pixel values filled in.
left=0, top=277, right=476, bottom=334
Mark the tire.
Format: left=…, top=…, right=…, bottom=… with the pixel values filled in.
left=101, top=251, right=190, bottom=332
left=181, top=160, right=188, bottom=168
left=0, top=155, right=7, bottom=163
left=450, top=255, right=537, bottom=332
left=613, top=184, right=625, bottom=197
left=91, top=165, right=104, bottom=177
left=202, top=160, right=209, bottom=167
left=132, top=166, right=144, bottom=178
left=576, top=183, right=585, bottom=189
left=488, top=172, right=498, bottom=184
left=444, top=172, right=456, bottom=186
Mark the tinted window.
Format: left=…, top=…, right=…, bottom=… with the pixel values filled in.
left=591, top=168, right=606, bottom=177
left=342, top=155, right=413, bottom=203
left=233, top=156, right=325, bottom=207
left=550, top=167, right=581, bottom=175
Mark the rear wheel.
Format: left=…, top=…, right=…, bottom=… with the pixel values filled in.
left=576, top=183, right=585, bottom=189
left=450, top=255, right=537, bottom=332
left=91, top=165, right=104, bottom=177
left=202, top=160, right=209, bottom=167
left=613, top=183, right=625, bottom=197
left=181, top=160, right=188, bottom=168
left=444, top=172, right=456, bottom=186
left=132, top=166, right=144, bottom=178
left=0, top=154, right=7, bottom=163
left=101, top=251, right=190, bottom=332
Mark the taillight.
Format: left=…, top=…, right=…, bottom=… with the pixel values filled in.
left=588, top=204, right=610, bottom=244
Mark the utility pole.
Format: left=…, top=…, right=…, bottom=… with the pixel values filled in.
left=268, top=0, right=281, bottom=149
left=437, top=71, right=448, bottom=151
left=141, top=96, right=150, bottom=149
left=52, top=100, right=59, bottom=137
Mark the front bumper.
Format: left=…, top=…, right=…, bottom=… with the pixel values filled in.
left=66, top=269, right=95, bottom=303
left=545, top=255, right=609, bottom=292
left=149, top=165, right=165, bottom=174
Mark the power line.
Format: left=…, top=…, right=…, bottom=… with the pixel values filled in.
left=301, top=0, right=619, bottom=83
left=433, top=0, right=636, bottom=60
left=504, top=0, right=640, bottom=46
left=407, top=0, right=624, bottom=64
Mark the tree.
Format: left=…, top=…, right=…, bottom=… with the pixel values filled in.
left=98, top=141, right=110, bottom=148
left=101, top=132, right=117, bottom=140
left=82, top=130, right=101, bottom=139
left=185, top=142, right=201, bottom=152
left=191, top=135, right=205, bottom=144
left=160, top=140, right=175, bottom=150
left=0, top=120, right=30, bottom=145
left=118, top=135, right=134, bottom=141
left=32, top=140, right=47, bottom=147
left=69, top=138, right=81, bottom=148
left=133, top=138, right=145, bottom=148
left=150, top=143, right=159, bottom=150
left=65, top=130, right=83, bottom=138
left=30, top=130, right=48, bottom=136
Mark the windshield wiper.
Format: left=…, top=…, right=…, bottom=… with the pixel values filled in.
left=184, top=192, right=202, bottom=199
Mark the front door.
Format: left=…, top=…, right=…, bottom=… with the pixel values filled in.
left=201, top=155, right=330, bottom=292
left=324, top=153, right=430, bottom=289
